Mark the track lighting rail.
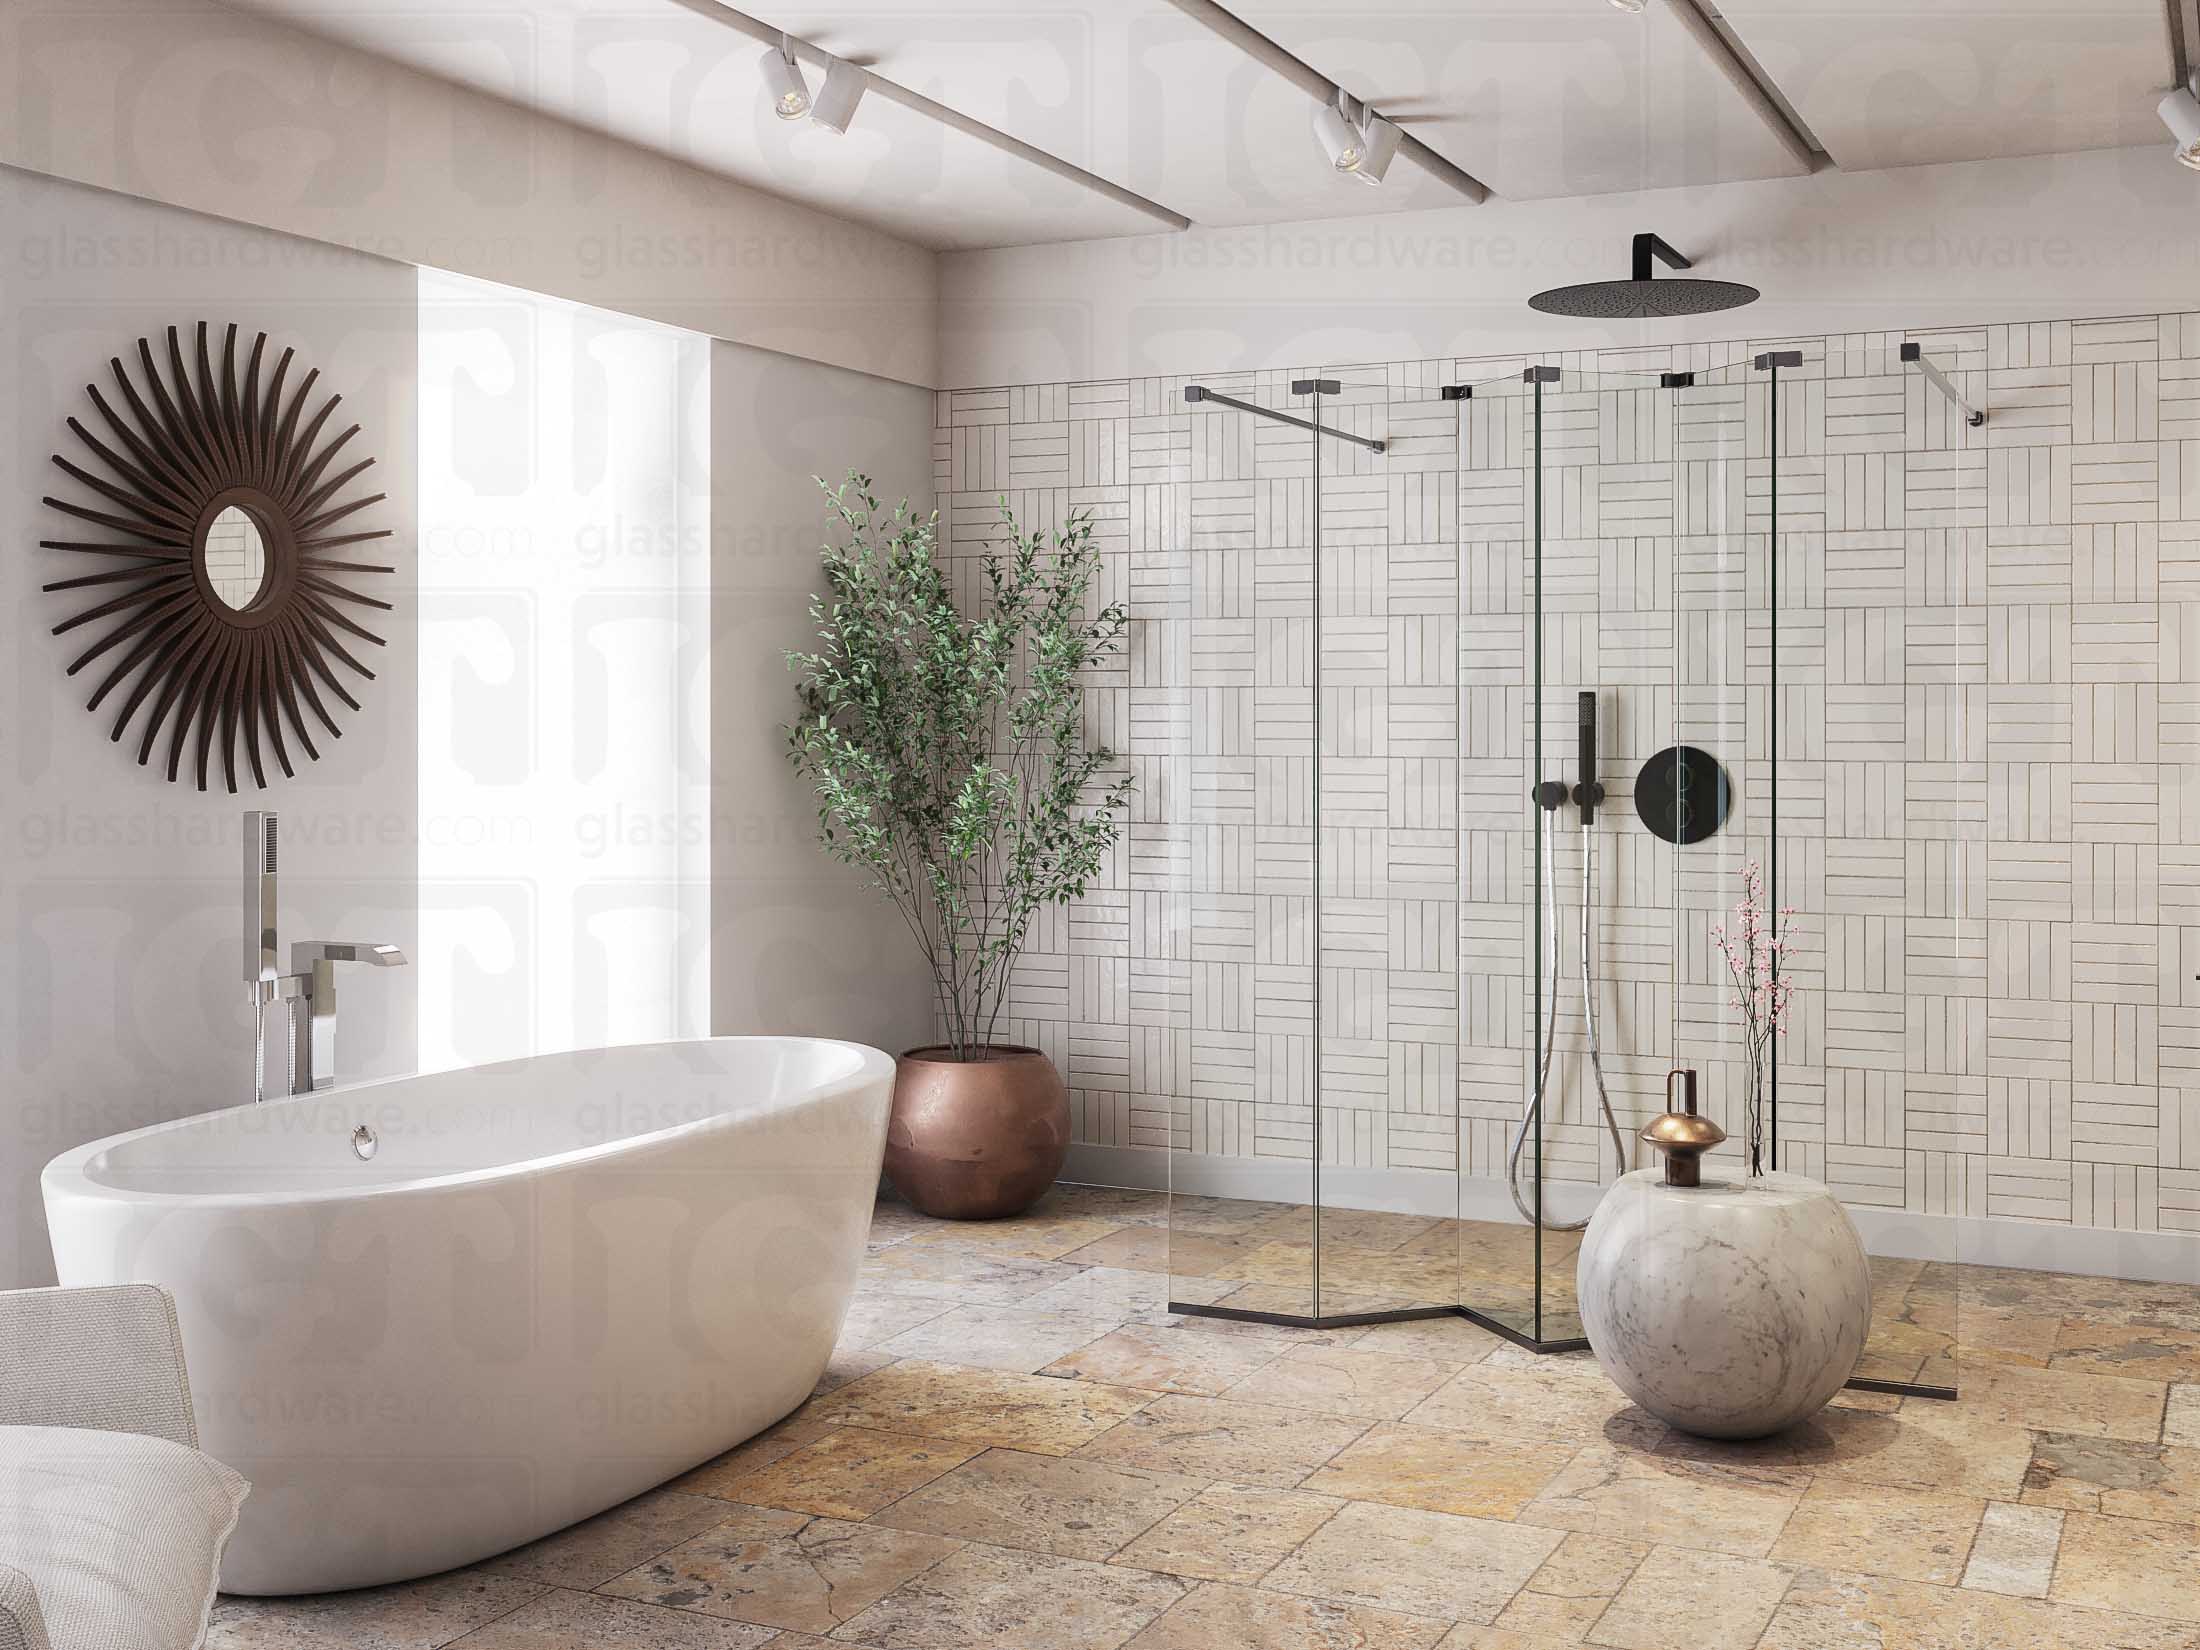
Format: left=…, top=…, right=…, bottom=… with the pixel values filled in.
left=1183, top=383, right=1386, bottom=452
left=1162, top=0, right=1490, bottom=204
left=1900, top=342, right=1986, bottom=427
left=667, top=0, right=1192, bottom=231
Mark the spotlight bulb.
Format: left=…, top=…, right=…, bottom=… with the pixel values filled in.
left=760, top=43, right=810, bottom=121
left=2163, top=86, right=2200, bottom=172
left=1354, top=111, right=1402, bottom=185
left=1313, top=96, right=1365, bottom=173
left=1609, top=0, right=1647, bottom=12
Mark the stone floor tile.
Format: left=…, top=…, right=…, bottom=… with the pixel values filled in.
left=1523, top=1532, right=1650, bottom=1602
left=1131, top=1307, right=1368, bottom=1348
left=1162, top=1195, right=1297, bottom=1239
left=1057, top=1224, right=1258, bottom=1277
left=872, top=1303, right=1115, bottom=1373
left=1400, top=1349, right=1638, bottom=1445
left=2050, top=1510, right=2200, bottom=1621
left=813, top=1349, right=898, bottom=1394
left=1029, top=1184, right=1172, bottom=1228
left=2052, top=1320, right=2200, bottom=1384
left=1518, top=1443, right=1808, bottom=1560
left=1785, top=1398, right=2039, bottom=1498
left=671, top=1416, right=838, bottom=1496
left=1346, top=1314, right=1505, bottom=1364
left=1218, top=1344, right=1463, bottom=1420
left=1923, top=1358, right=2167, bottom=1442
left=1121, top=1581, right=1450, bottom=1649
left=1584, top=1546, right=1792, bottom=1650
left=1301, top=1421, right=1578, bottom=1519
left=1489, top=1589, right=1603, bottom=1642
left=866, top=1201, right=934, bottom=1250
left=1431, top=1629, right=1546, bottom=1650
left=1022, top=1265, right=1231, bottom=1319
left=1109, top=1485, right=1344, bottom=1585
left=2170, top=1384, right=2200, bottom=1449
left=868, top=1448, right=1204, bottom=1561
left=1212, top=1281, right=1422, bottom=1317
left=1073, top=1392, right=1369, bottom=1487
left=206, top=1572, right=545, bottom=1650
left=1248, top=1207, right=1449, bottom=1256
left=856, top=1244, right=1085, bottom=1306
left=701, top=1427, right=981, bottom=1520
left=1958, top=1502, right=2063, bottom=1598
left=598, top=1508, right=957, bottom=1635
left=899, top=1215, right=1132, bottom=1263
left=835, top=1295, right=955, bottom=1351
left=1768, top=1478, right=1986, bottom=1585
left=1952, top=1266, right=2200, bottom=1332
left=1261, top=1499, right=1563, bottom=1624
left=805, top=1358, right=1150, bottom=1454
left=832, top=1541, right=1186, bottom=1650
left=1762, top=1567, right=2200, bottom=1650
left=1042, top=1323, right=1289, bottom=1395
left=2021, top=1431, right=2200, bottom=1523
left=443, top=1591, right=778, bottom=1649
left=476, top=1489, right=737, bottom=1588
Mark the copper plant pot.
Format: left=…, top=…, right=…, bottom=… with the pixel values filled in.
left=886, top=1044, right=1069, bottom=1220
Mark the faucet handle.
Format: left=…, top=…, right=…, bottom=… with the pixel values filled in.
left=292, top=941, right=408, bottom=969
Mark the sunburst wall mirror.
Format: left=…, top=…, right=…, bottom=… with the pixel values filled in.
left=40, top=321, right=395, bottom=792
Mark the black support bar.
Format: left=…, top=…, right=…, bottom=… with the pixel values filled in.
left=1182, top=383, right=1387, bottom=452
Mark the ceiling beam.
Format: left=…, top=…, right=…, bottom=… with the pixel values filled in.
left=1664, top=0, right=1827, bottom=174
left=1162, top=0, right=1491, bottom=205
left=665, top=0, right=1193, bottom=233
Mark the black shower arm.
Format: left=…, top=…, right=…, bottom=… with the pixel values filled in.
left=1632, top=233, right=1692, bottom=280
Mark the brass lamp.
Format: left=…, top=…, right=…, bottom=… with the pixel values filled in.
left=1641, top=1068, right=1725, bottom=1187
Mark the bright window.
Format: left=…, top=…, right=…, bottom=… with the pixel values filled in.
left=416, top=270, right=710, bottom=1070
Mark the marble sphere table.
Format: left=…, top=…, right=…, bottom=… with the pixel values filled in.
left=1576, top=1168, right=1872, bottom=1439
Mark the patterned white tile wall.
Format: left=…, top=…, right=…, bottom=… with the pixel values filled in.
left=932, top=311, right=2200, bottom=1238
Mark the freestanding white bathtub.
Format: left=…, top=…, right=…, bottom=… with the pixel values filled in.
left=42, top=1036, right=893, bottom=1595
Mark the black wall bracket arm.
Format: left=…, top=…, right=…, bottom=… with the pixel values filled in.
left=1633, top=232, right=1692, bottom=280
left=1900, top=341, right=1986, bottom=427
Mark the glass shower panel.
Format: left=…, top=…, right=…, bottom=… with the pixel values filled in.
left=1459, top=363, right=1760, bottom=1350
left=1664, top=363, right=1768, bottom=1203
left=1168, top=375, right=1317, bottom=1321
left=1526, top=365, right=1695, bottom=1347
left=1311, top=375, right=1460, bottom=1321
left=1452, top=369, right=1550, bottom=1342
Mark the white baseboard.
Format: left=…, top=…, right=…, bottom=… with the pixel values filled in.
left=1062, top=1143, right=2200, bottom=1286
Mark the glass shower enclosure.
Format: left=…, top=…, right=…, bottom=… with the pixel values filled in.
left=1162, top=351, right=1969, bottom=1399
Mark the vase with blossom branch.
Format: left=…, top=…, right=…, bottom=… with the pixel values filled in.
left=1710, top=859, right=1796, bottom=1177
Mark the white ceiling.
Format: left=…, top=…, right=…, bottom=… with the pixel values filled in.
left=1713, top=0, right=2175, bottom=171
left=217, top=0, right=2184, bottom=251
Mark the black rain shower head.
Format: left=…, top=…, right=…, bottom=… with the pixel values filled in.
left=1528, top=231, right=1759, bottom=320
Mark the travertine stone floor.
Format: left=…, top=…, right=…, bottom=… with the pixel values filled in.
left=214, top=1185, right=2200, bottom=1650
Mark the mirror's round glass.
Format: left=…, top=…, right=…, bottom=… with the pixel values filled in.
left=202, top=505, right=269, bottom=610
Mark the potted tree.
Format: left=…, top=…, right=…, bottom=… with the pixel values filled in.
left=787, top=475, right=1131, bottom=1219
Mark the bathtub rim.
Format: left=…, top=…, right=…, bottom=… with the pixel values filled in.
left=42, top=1035, right=895, bottom=1213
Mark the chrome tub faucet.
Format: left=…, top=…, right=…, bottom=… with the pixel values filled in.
left=244, top=811, right=408, bottom=1100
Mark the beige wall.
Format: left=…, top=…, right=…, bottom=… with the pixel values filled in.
left=0, top=0, right=937, bottom=388
left=1, top=165, right=420, bottom=1285
left=939, top=145, right=2200, bottom=390
left=708, top=340, right=937, bottom=1053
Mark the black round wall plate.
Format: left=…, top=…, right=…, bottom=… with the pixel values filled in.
left=1635, top=745, right=1732, bottom=845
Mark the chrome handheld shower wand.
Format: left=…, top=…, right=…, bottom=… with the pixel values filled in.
left=1508, top=693, right=1630, bottom=1230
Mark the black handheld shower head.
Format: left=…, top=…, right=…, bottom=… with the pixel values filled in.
left=1572, top=691, right=1603, bottom=825
left=1529, top=232, right=1759, bottom=320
